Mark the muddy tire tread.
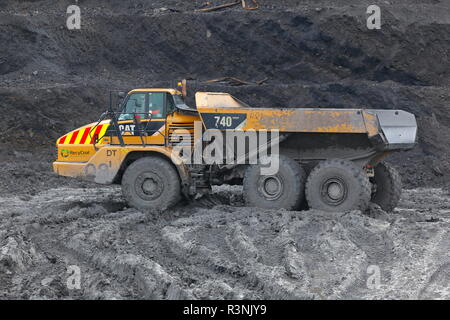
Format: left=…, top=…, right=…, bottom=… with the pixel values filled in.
left=243, top=155, right=306, bottom=210
left=121, top=156, right=181, bottom=212
left=371, top=161, right=402, bottom=212
left=305, top=159, right=371, bottom=212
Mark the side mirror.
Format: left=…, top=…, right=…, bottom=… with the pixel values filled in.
left=117, top=92, right=126, bottom=110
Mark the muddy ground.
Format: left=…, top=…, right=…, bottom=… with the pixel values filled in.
left=1, top=180, right=450, bottom=300
left=0, top=0, right=450, bottom=299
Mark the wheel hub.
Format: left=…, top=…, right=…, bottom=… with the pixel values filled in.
left=135, top=172, right=164, bottom=201
left=259, top=176, right=284, bottom=200
left=321, top=178, right=347, bottom=205
left=142, top=178, right=158, bottom=194
left=327, top=182, right=344, bottom=200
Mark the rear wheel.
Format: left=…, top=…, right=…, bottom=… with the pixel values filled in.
left=121, top=156, right=181, bottom=212
left=305, top=159, right=371, bottom=212
left=243, top=155, right=306, bottom=210
left=371, top=161, right=402, bottom=212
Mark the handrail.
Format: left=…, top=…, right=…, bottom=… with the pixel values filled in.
left=98, top=112, right=166, bottom=146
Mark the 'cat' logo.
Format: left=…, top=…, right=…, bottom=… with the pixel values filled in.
left=119, top=124, right=136, bottom=135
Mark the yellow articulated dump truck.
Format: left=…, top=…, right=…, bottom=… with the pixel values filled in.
left=53, top=82, right=417, bottom=213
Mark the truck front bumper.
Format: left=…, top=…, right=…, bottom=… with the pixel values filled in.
left=53, top=161, right=92, bottom=181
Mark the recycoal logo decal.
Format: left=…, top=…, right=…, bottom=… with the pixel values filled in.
left=61, top=149, right=90, bottom=158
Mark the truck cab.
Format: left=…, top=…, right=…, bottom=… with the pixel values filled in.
left=53, top=88, right=199, bottom=190
left=55, top=88, right=199, bottom=158
left=106, top=88, right=199, bottom=146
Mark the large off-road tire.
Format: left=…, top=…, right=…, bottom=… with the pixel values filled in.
left=243, top=155, right=306, bottom=210
left=121, top=156, right=181, bottom=212
left=371, top=161, right=402, bottom=212
left=305, top=159, right=371, bottom=212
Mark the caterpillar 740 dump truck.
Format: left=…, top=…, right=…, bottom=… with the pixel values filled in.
left=53, top=83, right=417, bottom=212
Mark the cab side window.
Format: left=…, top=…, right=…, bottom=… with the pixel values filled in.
left=119, top=93, right=147, bottom=121
left=149, top=92, right=165, bottom=119
left=119, top=92, right=172, bottom=121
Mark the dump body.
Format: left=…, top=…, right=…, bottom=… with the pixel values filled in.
left=195, top=92, right=417, bottom=151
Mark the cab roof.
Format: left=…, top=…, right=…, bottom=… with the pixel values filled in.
left=128, top=88, right=181, bottom=95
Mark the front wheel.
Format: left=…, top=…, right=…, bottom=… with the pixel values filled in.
left=305, top=159, right=371, bottom=212
left=121, top=156, right=181, bottom=212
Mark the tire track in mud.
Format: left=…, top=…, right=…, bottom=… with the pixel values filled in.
left=1, top=186, right=450, bottom=299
